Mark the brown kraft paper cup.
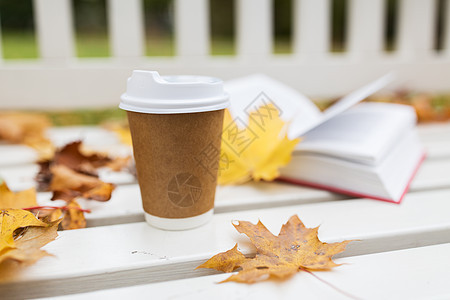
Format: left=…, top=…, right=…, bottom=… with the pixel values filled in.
left=127, top=109, right=224, bottom=220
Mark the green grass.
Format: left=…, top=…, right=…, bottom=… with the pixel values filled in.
left=0, top=31, right=374, bottom=59
left=145, top=35, right=174, bottom=56
left=75, top=32, right=110, bottom=57
left=1, top=31, right=297, bottom=59
left=211, top=36, right=235, bottom=55
left=43, top=107, right=126, bottom=126
left=1, top=30, right=38, bottom=59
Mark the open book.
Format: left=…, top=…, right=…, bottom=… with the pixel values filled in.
left=225, top=74, right=425, bottom=203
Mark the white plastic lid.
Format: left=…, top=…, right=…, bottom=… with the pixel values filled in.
left=119, top=70, right=230, bottom=114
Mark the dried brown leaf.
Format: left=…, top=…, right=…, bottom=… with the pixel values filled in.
left=53, top=141, right=111, bottom=176
left=61, top=200, right=86, bottom=230
left=50, top=165, right=115, bottom=202
left=198, top=215, right=352, bottom=284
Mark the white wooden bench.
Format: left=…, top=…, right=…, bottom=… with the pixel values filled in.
left=0, top=123, right=448, bottom=299
left=1, top=0, right=450, bottom=298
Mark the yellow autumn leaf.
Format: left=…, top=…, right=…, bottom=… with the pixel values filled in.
left=219, top=104, right=300, bottom=185
left=0, top=209, right=47, bottom=256
left=0, top=209, right=60, bottom=277
left=0, top=182, right=38, bottom=209
left=103, top=121, right=132, bottom=146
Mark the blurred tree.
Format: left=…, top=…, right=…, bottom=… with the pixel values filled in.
left=72, top=0, right=109, bottom=57
left=0, top=0, right=37, bottom=59
left=331, top=0, right=347, bottom=52
left=143, top=0, right=174, bottom=56
left=143, top=0, right=173, bottom=37
left=210, top=0, right=234, bottom=55
left=385, top=0, right=398, bottom=51
left=73, top=0, right=107, bottom=34
left=0, top=0, right=34, bottom=29
left=274, top=0, right=292, bottom=53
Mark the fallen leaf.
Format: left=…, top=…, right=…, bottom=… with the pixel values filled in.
left=0, top=113, right=54, bottom=160
left=35, top=161, right=52, bottom=192
left=197, top=243, right=246, bottom=273
left=219, top=105, right=300, bottom=185
left=106, top=155, right=132, bottom=172
left=50, top=165, right=115, bottom=202
left=0, top=113, right=50, bottom=144
left=197, top=215, right=352, bottom=283
left=0, top=209, right=48, bottom=256
left=36, top=141, right=131, bottom=192
left=0, top=209, right=59, bottom=268
left=103, top=121, right=132, bottom=146
left=40, top=208, right=63, bottom=224
left=0, top=182, right=38, bottom=209
left=53, top=141, right=111, bottom=176
left=60, top=200, right=87, bottom=230
left=25, top=204, right=90, bottom=231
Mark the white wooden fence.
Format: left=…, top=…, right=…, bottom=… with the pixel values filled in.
left=0, top=0, right=449, bottom=109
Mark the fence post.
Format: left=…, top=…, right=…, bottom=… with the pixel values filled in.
left=236, top=0, right=272, bottom=58
left=33, top=0, right=75, bottom=60
left=174, top=0, right=210, bottom=58
left=293, top=0, right=330, bottom=59
left=108, top=0, right=145, bottom=58
left=348, top=0, right=384, bottom=59
left=397, top=0, right=436, bottom=59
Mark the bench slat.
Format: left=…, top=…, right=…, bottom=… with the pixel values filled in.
left=2, top=188, right=450, bottom=298
left=1, top=154, right=450, bottom=227
left=1, top=153, right=449, bottom=227
left=42, top=243, right=450, bottom=300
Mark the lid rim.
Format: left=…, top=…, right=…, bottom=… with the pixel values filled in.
left=119, top=102, right=229, bottom=114
left=119, top=71, right=230, bottom=114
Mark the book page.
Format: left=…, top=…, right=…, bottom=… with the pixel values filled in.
left=224, top=74, right=322, bottom=128
left=295, top=102, right=417, bottom=164
left=287, top=73, right=395, bottom=139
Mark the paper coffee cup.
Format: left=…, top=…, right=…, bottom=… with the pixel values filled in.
left=120, top=71, right=229, bottom=230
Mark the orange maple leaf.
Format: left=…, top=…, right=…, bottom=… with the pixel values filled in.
left=197, top=215, right=352, bottom=283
